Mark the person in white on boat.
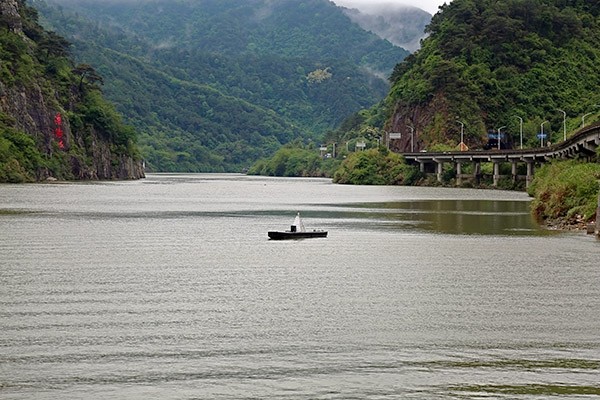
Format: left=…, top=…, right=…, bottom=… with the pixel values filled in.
left=292, top=212, right=306, bottom=232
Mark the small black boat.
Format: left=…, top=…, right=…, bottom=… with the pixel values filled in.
left=268, top=213, right=327, bottom=240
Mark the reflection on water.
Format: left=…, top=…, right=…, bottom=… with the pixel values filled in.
left=325, top=199, right=549, bottom=235
left=450, top=384, right=600, bottom=397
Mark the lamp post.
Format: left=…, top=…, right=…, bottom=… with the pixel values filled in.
left=456, top=120, right=465, bottom=150
left=558, top=109, right=566, bottom=141
left=540, top=121, right=549, bottom=147
left=406, top=125, right=415, bottom=152
left=514, top=116, right=523, bottom=149
left=497, top=126, right=506, bottom=150
left=582, top=112, right=593, bottom=128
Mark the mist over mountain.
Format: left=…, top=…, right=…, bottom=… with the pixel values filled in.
left=33, top=0, right=413, bottom=172
left=340, top=3, right=431, bottom=52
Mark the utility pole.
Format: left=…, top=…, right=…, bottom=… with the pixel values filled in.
left=497, top=126, right=506, bottom=150
left=558, top=109, right=566, bottom=141
left=582, top=112, right=593, bottom=128
left=514, top=116, right=523, bottom=149
left=456, top=120, right=465, bottom=151
left=540, top=121, right=549, bottom=147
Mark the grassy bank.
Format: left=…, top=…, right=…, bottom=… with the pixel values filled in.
left=528, top=160, right=600, bottom=228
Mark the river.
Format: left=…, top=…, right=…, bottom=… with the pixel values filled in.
left=1, top=173, right=598, bottom=399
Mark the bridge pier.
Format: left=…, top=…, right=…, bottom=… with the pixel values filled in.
left=493, top=161, right=501, bottom=187
left=474, top=162, right=481, bottom=184
left=526, top=161, right=535, bottom=189
left=456, top=162, right=462, bottom=186
left=436, top=160, right=444, bottom=182
left=403, top=126, right=599, bottom=190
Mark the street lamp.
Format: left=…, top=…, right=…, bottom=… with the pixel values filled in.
left=497, top=126, right=506, bottom=150
left=406, top=125, right=415, bottom=152
left=540, top=120, right=549, bottom=147
left=582, top=112, right=593, bottom=128
left=456, top=120, right=465, bottom=150
left=558, top=109, right=566, bottom=140
left=514, top=116, right=523, bottom=149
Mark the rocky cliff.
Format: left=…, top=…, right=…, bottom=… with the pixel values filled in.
left=0, top=0, right=144, bottom=182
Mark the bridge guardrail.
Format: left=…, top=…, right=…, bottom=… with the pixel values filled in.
left=401, top=121, right=600, bottom=161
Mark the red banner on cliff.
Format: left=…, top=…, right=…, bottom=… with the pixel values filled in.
left=54, top=113, right=64, bottom=149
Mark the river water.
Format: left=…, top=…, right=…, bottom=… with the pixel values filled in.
left=1, top=174, right=599, bottom=399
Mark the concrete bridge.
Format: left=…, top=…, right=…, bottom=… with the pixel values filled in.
left=401, top=122, right=600, bottom=188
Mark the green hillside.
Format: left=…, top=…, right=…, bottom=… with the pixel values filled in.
left=0, top=0, right=143, bottom=182
left=34, top=0, right=410, bottom=172
left=384, top=0, right=600, bottom=151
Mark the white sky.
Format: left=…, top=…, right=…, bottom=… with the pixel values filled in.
left=332, top=0, right=450, bottom=15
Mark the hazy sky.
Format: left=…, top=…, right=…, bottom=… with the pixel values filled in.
left=332, top=0, right=450, bottom=15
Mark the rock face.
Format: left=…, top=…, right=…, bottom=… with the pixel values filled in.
left=0, top=0, right=144, bottom=181
left=0, top=0, right=23, bottom=34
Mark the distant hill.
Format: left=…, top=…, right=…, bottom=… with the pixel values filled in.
left=383, top=0, right=600, bottom=152
left=340, top=3, right=431, bottom=52
left=34, top=0, right=412, bottom=172
left=0, top=0, right=143, bottom=182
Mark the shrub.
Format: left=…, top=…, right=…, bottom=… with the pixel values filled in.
left=333, top=147, right=421, bottom=185
left=528, top=160, right=600, bottom=222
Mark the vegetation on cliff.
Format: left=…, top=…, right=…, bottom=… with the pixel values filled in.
left=381, top=0, right=600, bottom=151
left=0, top=0, right=143, bottom=182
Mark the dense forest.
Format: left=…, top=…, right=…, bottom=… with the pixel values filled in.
left=0, top=0, right=143, bottom=182
left=383, top=0, right=600, bottom=151
left=34, top=0, right=412, bottom=172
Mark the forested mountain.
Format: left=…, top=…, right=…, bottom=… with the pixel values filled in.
left=0, top=0, right=143, bottom=182
left=383, top=0, right=600, bottom=152
left=33, top=0, right=412, bottom=172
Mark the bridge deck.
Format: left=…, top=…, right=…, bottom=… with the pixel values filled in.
left=401, top=122, right=600, bottom=164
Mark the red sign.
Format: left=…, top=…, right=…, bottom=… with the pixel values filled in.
left=54, top=113, right=64, bottom=149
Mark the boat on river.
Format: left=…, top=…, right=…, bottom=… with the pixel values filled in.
left=268, top=212, right=327, bottom=240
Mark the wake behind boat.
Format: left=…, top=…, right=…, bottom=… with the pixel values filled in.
left=268, top=212, right=327, bottom=240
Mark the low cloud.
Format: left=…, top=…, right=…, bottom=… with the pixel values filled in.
left=332, top=0, right=447, bottom=15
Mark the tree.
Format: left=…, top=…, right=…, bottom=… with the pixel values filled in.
left=72, top=63, right=103, bottom=91
left=38, top=31, right=71, bottom=61
left=307, top=67, right=332, bottom=84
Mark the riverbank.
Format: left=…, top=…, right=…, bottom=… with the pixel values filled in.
left=543, top=216, right=593, bottom=232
